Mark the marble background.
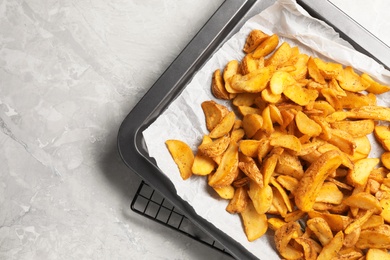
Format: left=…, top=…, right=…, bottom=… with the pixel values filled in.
left=0, top=0, right=388, bottom=259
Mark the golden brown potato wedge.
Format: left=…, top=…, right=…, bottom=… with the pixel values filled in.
left=271, top=186, right=288, bottom=217
left=361, top=73, right=390, bottom=94
left=295, top=110, right=322, bottom=137
left=237, top=105, right=262, bottom=116
left=319, top=125, right=356, bottom=155
left=307, top=217, right=334, bottom=246
left=241, top=53, right=264, bottom=75
left=192, top=137, right=216, bottom=176
left=275, top=150, right=304, bottom=179
left=343, top=226, right=361, bottom=248
left=238, top=156, right=264, bottom=187
left=291, top=57, right=310, bottom=81
left=375, top=125, right=390, bottom=151
left=380, top=197, right=390, bottom=223
left=268, top=217, right=287, bottom=231
left=308, top=211, right=352, bottom=232
left=209, top=111, right=236, bottom=138
left=283, top=83, right=319, bottom=106
left=339, top=91, right=375, bottom=109
left=262, top=148, right=282, bottom=186
left=230, top=128, right=245, bottom=143
left=343, top=106, right=390, bottom=122
left=212, top=183, right=235, bottom=199
left=261, top=106, right=274, bottom=134
left=208, top=141, right=239, bottom=188
left=198, top=135, right=230, bottom=158
left=331, top=119, right=375, bottom=138
left=338, top=66, right=368, bottom=92
left=317, top=231, right=344, bottom=260
left=223, top=60, right=241, bottom=94
left=382, top=152, right=390, bottom=170
left=344, top=209, right=374, bottom=235
left=240, top=200, right=268, bottom=241
left=347, top=158, right=379, bottom=187
left=269, top=70, right=295, bottom=95
left=232, top=92, right=259, bottom=107
left=284, top=210, right=306, bottom=223
left=252, top=34, right=279, bottom=58
left=335, top=248, right=364, bottom=260
left=166, top=139, right=194, bottom=180
left=343, top=192, right=382, bottom=214
left=270, top=134, right=302, bottom=153
left=295, top=150, right=343, bottom=212
left=362, top=214, right=385, bottom=230
left=307, top=77, right=328, bottom=90
left=315, top=182, right=343, bottom=205
left=201, top=100, right=229, bottom=132
left=356, top=224, right=390, bottom=249
left=253, top=95, right=268, bottom=111
left=321, top=88, right=342, bottom=111
left=313, top=57, right=343, bottom=80
left=366, top=248, right=390, bottom=260
left=265, top=41, right=292, bottom=67
left=328, top=77, right=347, bottom=97
left=231, top=66, right=275, bottom=93
left=232, top=176, right=250, bottom=188
left=191, top=153, right=216, bottom=175
left=242, top=113, right=263, bottom=138
left=307, top=56, right=326, bottom=84
left=261, top=87, right=282, bottom=104
left=239, top=139, right=261, bottom=158
left=283, top=46, right=300, bottom=65
left=248, top=181, right=273, bottom=215
left=269, top=104, right=284, bottom=125
left=257, top=137, right=273, bottom=162
left=226, top=186, right=249, bottom=213
left=274, top=222, right=303, bottom=260
left=279, top=109, right=296, bottom=129
left=311, top=100, right=336, bottom=117
left=349, top=135, right=371, bottom=161
left=211, top=69, right=230, bottom=99
left=243, top=29, right=269, bottom=53
left=295, top=237, right=318, bottom=260
left=234, top=118, right=242, bottom=130
left=276, top=175, right=299, bottom=194
left=370, top=167, right=388, bottom=182
left=327, top=178, right=352, bottom=193
left=271, top=177, right=293, bottom=212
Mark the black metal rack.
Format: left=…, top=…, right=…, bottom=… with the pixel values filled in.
left=131, top=181, right=231, bottom=256
left=131, top=181, right=233, bottom=258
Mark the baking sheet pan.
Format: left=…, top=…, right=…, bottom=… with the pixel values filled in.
left=118, top=0, right=390, bottom=259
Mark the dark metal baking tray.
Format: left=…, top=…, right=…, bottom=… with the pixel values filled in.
left=118, top=0, right=390, bottom=259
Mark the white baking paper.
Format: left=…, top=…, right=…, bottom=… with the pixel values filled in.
left=142, top=0, right=390, bottom=258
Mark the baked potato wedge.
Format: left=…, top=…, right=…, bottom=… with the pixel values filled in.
left=166, top=139, right=194, bottom=180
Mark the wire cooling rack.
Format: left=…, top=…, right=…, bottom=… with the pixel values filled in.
left=131, top=181, right=233, bottom=258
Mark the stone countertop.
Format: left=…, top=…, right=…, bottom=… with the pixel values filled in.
left=0, top=0, right=388, bottom=259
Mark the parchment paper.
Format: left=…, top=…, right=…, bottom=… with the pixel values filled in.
left=143, top=0, right=390, bottom=258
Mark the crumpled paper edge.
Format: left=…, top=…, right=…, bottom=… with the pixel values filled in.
left=142, top=0, right=390, bottom=258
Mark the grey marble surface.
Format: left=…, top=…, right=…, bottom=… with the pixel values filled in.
left=0, top=0, right=388, bottom=259
left=0, top=1, right=228, bottom=259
